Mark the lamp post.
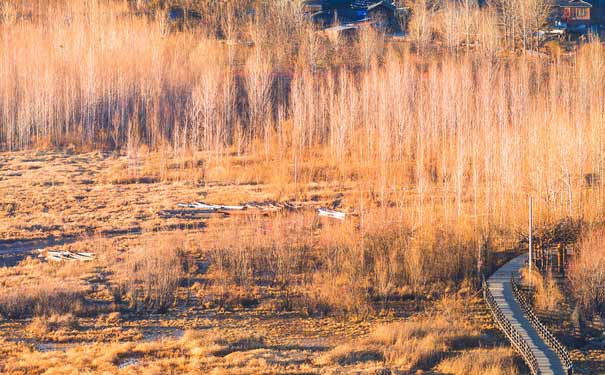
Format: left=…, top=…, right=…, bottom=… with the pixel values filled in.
left=529, top=195, right=533, bottom=291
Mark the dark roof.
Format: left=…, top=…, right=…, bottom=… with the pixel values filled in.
left=556, top=0, right=592, bottom=7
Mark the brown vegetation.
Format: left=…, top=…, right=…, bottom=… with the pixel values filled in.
left=27, top=313, right=80, bottom=338
left=437, top=347, right=520, bottom=375
left=0, top=282, right=86, bottom=319
left=520, top=266, right=564, bottom=312
left=0, top=256, right=91, bottom=319
left=1, top=1, right=603, bottom=234
left=316, top=303, right=517, bottom=373
left=568, top=228, right=605, bottom=317
left=117, top=234, right=189, bottom=313
left=1, top=1, right=604, bottom=373
left=0, top=285, right=520, bottom=375
left=201, top=210, right=487, bottom=318
left=0, top=233, right=188, bottom=318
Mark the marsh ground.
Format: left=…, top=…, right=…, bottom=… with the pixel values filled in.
left=0, top=150, right=602, bottom=374
left=0, top=150, right=524, bottom=375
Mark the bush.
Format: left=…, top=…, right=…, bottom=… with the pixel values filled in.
left=27, top=313, right=80, bottom=337
left=0, top=283, right=85, bottom=319
left=568, top=228, right=605, bottom=317
left=119, top=234, right=188, bottom=313
left=302, top=271, right=373, bottom=319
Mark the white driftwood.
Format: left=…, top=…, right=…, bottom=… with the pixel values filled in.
left=245, top=202, right=282, bottom=211
left=219, top=204, right=246, bottom=211
left=178, top=202, right=245, bottom=211
left=284, top=202, right=300, bottom=210
left=318, top=208, right=346, bottom=220
left=72, top=253, right=95, bottom=261
left=46, top=251, right=94, bottom=262
left=177, top=202, right=216, bottom=210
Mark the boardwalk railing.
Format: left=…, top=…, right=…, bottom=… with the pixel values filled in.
left=482, top=277, right=539, bottom=375
left=511, top=274, right=574, bottom=375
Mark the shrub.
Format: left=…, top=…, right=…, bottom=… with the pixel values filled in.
left=27, top=313, right=80, bottom=337
left=535, top=273, right=564, bottom=312
left=519, top=267, right=563, bottom=312
left=568, top=228, right=605, bottom=317
left=303, top=271, right=373, bottom=319
left=119, top=234, right=188, bottom=313
left=0, top=283, right=85, bottom=319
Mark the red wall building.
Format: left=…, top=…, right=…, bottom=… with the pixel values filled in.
left=556, top=0, right=592, bottom=25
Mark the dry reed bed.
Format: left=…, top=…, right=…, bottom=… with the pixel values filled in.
left=0, top=232, right=189, bottom=318
left=568, top=228, right=605, bottom=317
left=0, top=209, right=487, bottom=320
left=0, top=295, right=519, bottom=375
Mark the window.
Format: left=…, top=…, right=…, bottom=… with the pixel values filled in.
left=563, top=7, right=571, bottom=18
left=574, top=8, right=589, bottom=19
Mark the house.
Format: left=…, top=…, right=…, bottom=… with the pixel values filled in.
left=303, top=0, right=404, bottom=33
left=553, top=0, right=592, bottom=32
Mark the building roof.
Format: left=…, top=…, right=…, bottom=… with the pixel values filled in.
left=556, top=0, right=592, bottom=7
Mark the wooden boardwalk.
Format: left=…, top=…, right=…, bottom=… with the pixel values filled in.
left=487, top=254, right=567, bottom=375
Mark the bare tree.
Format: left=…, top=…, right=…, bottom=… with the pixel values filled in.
left=496, top=0, right=550, bottom=51
left=245, top=37, right=273, bottom=155
left=408, top=0, right=436, bottom=51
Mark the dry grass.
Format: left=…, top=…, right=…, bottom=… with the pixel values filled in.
left=437, top=347, right=520, bottom=375
left=0, top=187, right=523, bottom=373
left=115, top=233, right=189, bottom=313
left=27, top=313, right=80, bottom=337
left=316, top=311, right=485, bottom=372
left=535, top=272, right=564, bottom=312
left=568, top=228, right=605, bottom=317
left=0, top=282, right=528, bottom=375
left=0, top=279, right=86, bottom=319
left=0, top=150, right=565, bottom=323
left=520, top=266, right=564, bottom=312
left=0, top=331, right=294, bottom=374
left=202, top=209, right=491, bottom=317
left=0, top=232, right=189, bottom=318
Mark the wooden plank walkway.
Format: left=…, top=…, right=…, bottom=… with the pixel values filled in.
left=487, top=254, right=566, bottom=375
